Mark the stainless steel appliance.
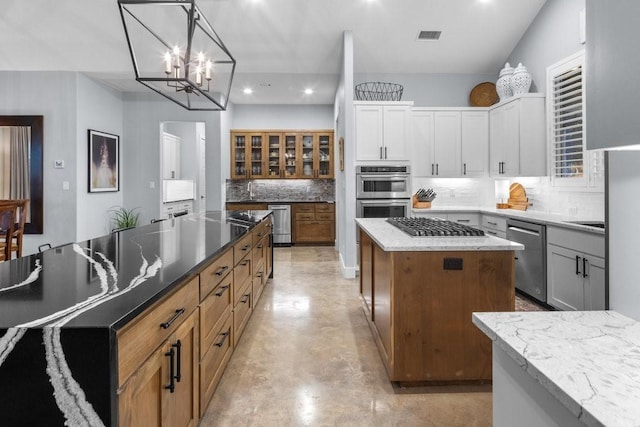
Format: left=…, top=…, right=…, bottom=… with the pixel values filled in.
left=506, top=218, right=547, bottom=303
left=356, top=165, right=411, bottom=199
left=268, top=204, right=291, bottom=246
left=356, top=165, right=411, bottom=219
left=387, top=217, right=485, bottom=236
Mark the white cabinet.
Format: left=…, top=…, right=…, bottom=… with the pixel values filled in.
left=409, top=110, right=434, bottom=176
left=489, top=94, right=546, bottom=177
left=482, top=215, right=507, bottom=239
left=461, top=111, right=489, bottom=177
left=355, top=102, right=411, bottom=162
left=432, top=112, right=461, bottom=176
left=547, top=226, right=606, bottom=311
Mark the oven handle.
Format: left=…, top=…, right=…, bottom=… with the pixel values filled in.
left=357, top=174, right=410, bottom=180
left=358, top=200, right=410, bottom=206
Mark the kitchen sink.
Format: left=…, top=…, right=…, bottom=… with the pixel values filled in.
left=566, top=220, right=605, bottom=229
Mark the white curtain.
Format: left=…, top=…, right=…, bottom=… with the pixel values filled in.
left=9, top=126, right=30, bottom=200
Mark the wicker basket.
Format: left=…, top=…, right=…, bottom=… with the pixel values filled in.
left=469, top=82, right=499, bottom=106
left=355, top=82, right=404, bottom=101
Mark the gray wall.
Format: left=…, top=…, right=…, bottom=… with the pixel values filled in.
left=122, top=92, right=223, bottom=224
left=0, top=71, right=78, bottom=254
left=231, top=105, right=334, bottom=129
left=506, top=0, right=585, bottom=94
left=76, top=74, right=124, bottom=240
left=355, top=73, right=496, bottom=107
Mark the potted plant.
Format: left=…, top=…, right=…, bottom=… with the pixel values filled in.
left=109, top=206, right=140, bottom=232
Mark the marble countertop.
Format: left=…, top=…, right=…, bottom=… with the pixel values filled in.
left=0, top=210, right=271, bottom=330
left=356, top=218, right=524, bottom=252
left=473, top=311, right=640, bottom=427
left=412, top=206, right=605, bottom=235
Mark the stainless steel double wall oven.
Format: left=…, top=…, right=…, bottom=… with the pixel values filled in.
left=356, top=165, right=411, bottom=218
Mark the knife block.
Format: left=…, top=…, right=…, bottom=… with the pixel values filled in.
left=412, top=195, right=431, bottom=209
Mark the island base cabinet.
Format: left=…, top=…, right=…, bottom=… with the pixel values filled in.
left=199, top=314, right=233, bottom=417
left=364, top=245, right=515, bottom=383
left=118, top=309, right=199, bottom=427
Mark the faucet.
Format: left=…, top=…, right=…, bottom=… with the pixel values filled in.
left=248, top=181, right=254, bottom=200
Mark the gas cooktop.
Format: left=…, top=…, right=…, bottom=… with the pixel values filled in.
left=387, top=217, right=485, bottom=237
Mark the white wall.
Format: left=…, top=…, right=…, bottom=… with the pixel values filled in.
left=231, top=104, right=334, bottom=129
left=76, top=74, right=124, bottom=240
left=0, top=71, right=78, bottom=254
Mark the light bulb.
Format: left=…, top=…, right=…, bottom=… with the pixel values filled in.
left=164, top=52, right=172, bottom=74
left=205, top=60, right=212, bottom=80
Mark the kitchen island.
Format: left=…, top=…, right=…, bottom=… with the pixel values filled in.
left=0, top=210, right=272, bottom=427
left=473, top=311, right=640, bottom=427
left=356, top=217, right=523, bottom=384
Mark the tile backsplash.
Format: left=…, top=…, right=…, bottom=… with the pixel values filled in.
left=412, top=177, right=605, bottom=220
left=227, top=179, right=335, bottom=202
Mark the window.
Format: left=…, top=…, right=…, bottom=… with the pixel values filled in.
left=547, top=50, right=603, bottom=189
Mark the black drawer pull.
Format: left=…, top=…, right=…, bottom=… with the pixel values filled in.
left=256, top=272, right=263, bottom=278
left=241, top=260, right=250, bottom=266
left=215, top=284, right=230, bottom=297
left=257, top=243, right=263, bottom=249
left=160, top=308, right=185, bottom=329
left=165, top=347, right=175, bottom=393
left=214, top=265, right=229, bottom=276
left=215, top=331, right=230, bottom=347
left=241, top=244, right=251, bottom=252
left=241, top=293, right=251, bottom=304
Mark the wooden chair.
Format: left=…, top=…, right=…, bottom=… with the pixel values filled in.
left=0, top=203, right=17, bottom=262
left=0, top=199, right=28, bottom=259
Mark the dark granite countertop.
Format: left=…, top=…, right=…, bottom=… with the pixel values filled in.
left=0, top=210, right=271, bottom=330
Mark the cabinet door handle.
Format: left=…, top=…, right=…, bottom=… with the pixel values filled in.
left=576, top=255, right=581, bottom=276
left=241, top=293, right=251, bottom=304
left=436, top=164, right=439, bottom=175
left=164, top=347, right=176, bottom=393
left=172, top=340, right=182, bottom=383
left=379, top=147, right=383, bottom=159
left=463, top=163, right=467, bottom=175
left=160, top=308, right=185, bottom=329
left=214, top=265, right=229, bottom=276
left=583, top=257, right=588, bottom=278
left=215, top=284, right=230, bottom=297
left=431, top=164, right=434, bottom=175
left=215, top=331, right=230, bottom=347
left=384, top=147, right=388, bottom=159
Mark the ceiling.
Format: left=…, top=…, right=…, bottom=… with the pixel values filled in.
left=0, top=0, right=547, bottom=105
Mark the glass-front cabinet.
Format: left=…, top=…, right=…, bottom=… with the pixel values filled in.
left=231, top=130, right=333, bottom=179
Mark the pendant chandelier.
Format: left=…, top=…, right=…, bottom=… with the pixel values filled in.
left=118, top=0, right=236, bottom=111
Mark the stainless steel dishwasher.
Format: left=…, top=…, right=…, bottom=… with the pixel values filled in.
left=268, top=204, right=291, bottom=246
left=506, top=218, right=547, bottom=303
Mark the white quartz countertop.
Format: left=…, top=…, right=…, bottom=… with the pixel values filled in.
left=473, top=311, right=640, bottom=427
left=356, top=218, right=524, bottom=252
left=412, top=206, right=605, bottom=235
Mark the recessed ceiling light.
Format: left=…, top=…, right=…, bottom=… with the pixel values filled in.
left=304, top=88, right=313, bottom=95
left=243, top=88, right=253, bottom=94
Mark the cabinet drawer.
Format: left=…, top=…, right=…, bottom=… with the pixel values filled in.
left=200, top=249, right=233, bottom=300
left=252, top=239, right=265, bottom=266
left=233, top=233, right=253, bottom=265
left=233, top=282, right=253, bottom=348
left=117, top=276, right=199, bottom=386
left=547, top=226, right=605, bottom=258
left=252, top=221, right=270, bottom=246
left=484, top=229, right=507, bottom=239
left=295, top=220, right=335, bottom=243
left=448, top=213, right=480, bottom=227
left=296, top=212, right=315, bottom=220
left=482, top=215, right=507, bottom=232
left=200, top=314, right=233, bottom=416
left=295, top=205, right=315, bottom=213
left=316, top=212, right=334, bottom=221
left=200, top=275, right=233, bottom=358
left=233, top=258, right=251, bottom=305
left=315, top=203, right=334, bottom=213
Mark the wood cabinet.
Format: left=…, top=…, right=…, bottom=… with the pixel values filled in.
left=489, top=94, right=546, bottom=177
left=118, top=215, right=273, bottom=424
left=118, top=309, right=199, bottom=427
left=230, top=130, right=333, bottom=179
left=547, top=226, right=605, bottom=311
left=410, top=109, right=488, bottom=177
left=292, top=203, right=335, bottom=245
left=225, top=203, right=268, bottom=211
left=359, top=228, right=515, bottom=383
left=355, top=102, right=412, bottom=162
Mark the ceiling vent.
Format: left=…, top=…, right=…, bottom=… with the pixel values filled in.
left=417, top=30, right=442, bottom=41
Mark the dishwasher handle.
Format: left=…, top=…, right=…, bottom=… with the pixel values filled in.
left=507, top=226, right=540, bottom=237
left=268, top=206, right=289, bottom=210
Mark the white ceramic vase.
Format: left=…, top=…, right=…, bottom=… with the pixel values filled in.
left=496, top=62, right=514, bottom=101
left=511, top=62, right=532, bottom=95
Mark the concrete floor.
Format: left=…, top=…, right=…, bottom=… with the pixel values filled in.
left=201, top=246, right=516, bottom=426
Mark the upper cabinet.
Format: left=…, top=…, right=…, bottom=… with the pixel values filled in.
left=410, top=109, right=487, bottom=177
left=230, top=130, right=333, bottom=179
left=355, top=102, right=413, bottom=162
left=489, top=94, right=546, bottom=177
left=586, top=1, right=640, bottom=150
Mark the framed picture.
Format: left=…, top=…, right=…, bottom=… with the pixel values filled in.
left=88, top=129, right=119, bottom=192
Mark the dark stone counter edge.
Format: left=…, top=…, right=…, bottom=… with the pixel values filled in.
left=227, top=200, right=335, bottom=203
